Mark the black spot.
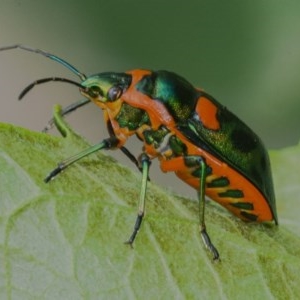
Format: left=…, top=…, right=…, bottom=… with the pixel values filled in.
left=240, top=211, right=258, bottom=221
left=230, top=202, right=254, bottom=210
left=191, top=166, right=212, bottom=178
left=231, top=129, right=258, bottom=152
left=218, top=189, right=244, bottom=198
left=207, top=177, right=230, bottom=188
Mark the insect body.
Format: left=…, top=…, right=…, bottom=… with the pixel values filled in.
left=0, top=45, right=278, bottom=260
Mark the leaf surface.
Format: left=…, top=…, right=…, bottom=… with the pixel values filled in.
left=0, top=121, right=300, bottom=299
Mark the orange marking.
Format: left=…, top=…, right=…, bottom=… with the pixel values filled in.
left=124, top=70, right=176, bottom=130
left=160, top=157, right=186, bottom=173
left=196, top=97, right=220, bottom=130
left=160, top=130, right=274, bottom=222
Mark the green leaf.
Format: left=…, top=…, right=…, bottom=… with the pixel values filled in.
left=1, top=114, right=300, bottom=299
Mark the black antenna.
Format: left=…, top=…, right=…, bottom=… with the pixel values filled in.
left=0, top=44, right=87, bottom=81
left=18, top=77, right=87, bottom=100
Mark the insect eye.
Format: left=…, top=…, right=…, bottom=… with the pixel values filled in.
left=107, top=86, right=123, bottom=101
left=88, top=86, right=102, bottom=97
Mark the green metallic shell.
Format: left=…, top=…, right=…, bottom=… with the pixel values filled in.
left=136, top=71, right=277, bottom=223
left=136, top=70, right=199, bottom=122
left=116, top=103, right=150, bottom=131
left=83, top=72, right=132, bottom=100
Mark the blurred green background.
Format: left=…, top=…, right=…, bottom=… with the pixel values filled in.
left=1, top=0, right=300, bottom=195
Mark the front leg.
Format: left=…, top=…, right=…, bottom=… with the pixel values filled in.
left=46, top=104, right=141, bottom=174
left=45, top=136, right=120, bottom=182
left=42, top=99, right=91, bottom=133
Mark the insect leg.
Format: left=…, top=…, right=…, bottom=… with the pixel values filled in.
left=44, top=136, right=120, bottom=182
left=120, top=146, right=141, bottom=173
left=161, top=155, right=219, bottom=259
left=196, top=157, right=220, bottom=260
left=43, top=99, right=91, bottom=133
left=46, top=103, right=142, bottom=176
left=125, top=153, right=151, bottom=247
left=106, top=119, right=147, bottom=176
